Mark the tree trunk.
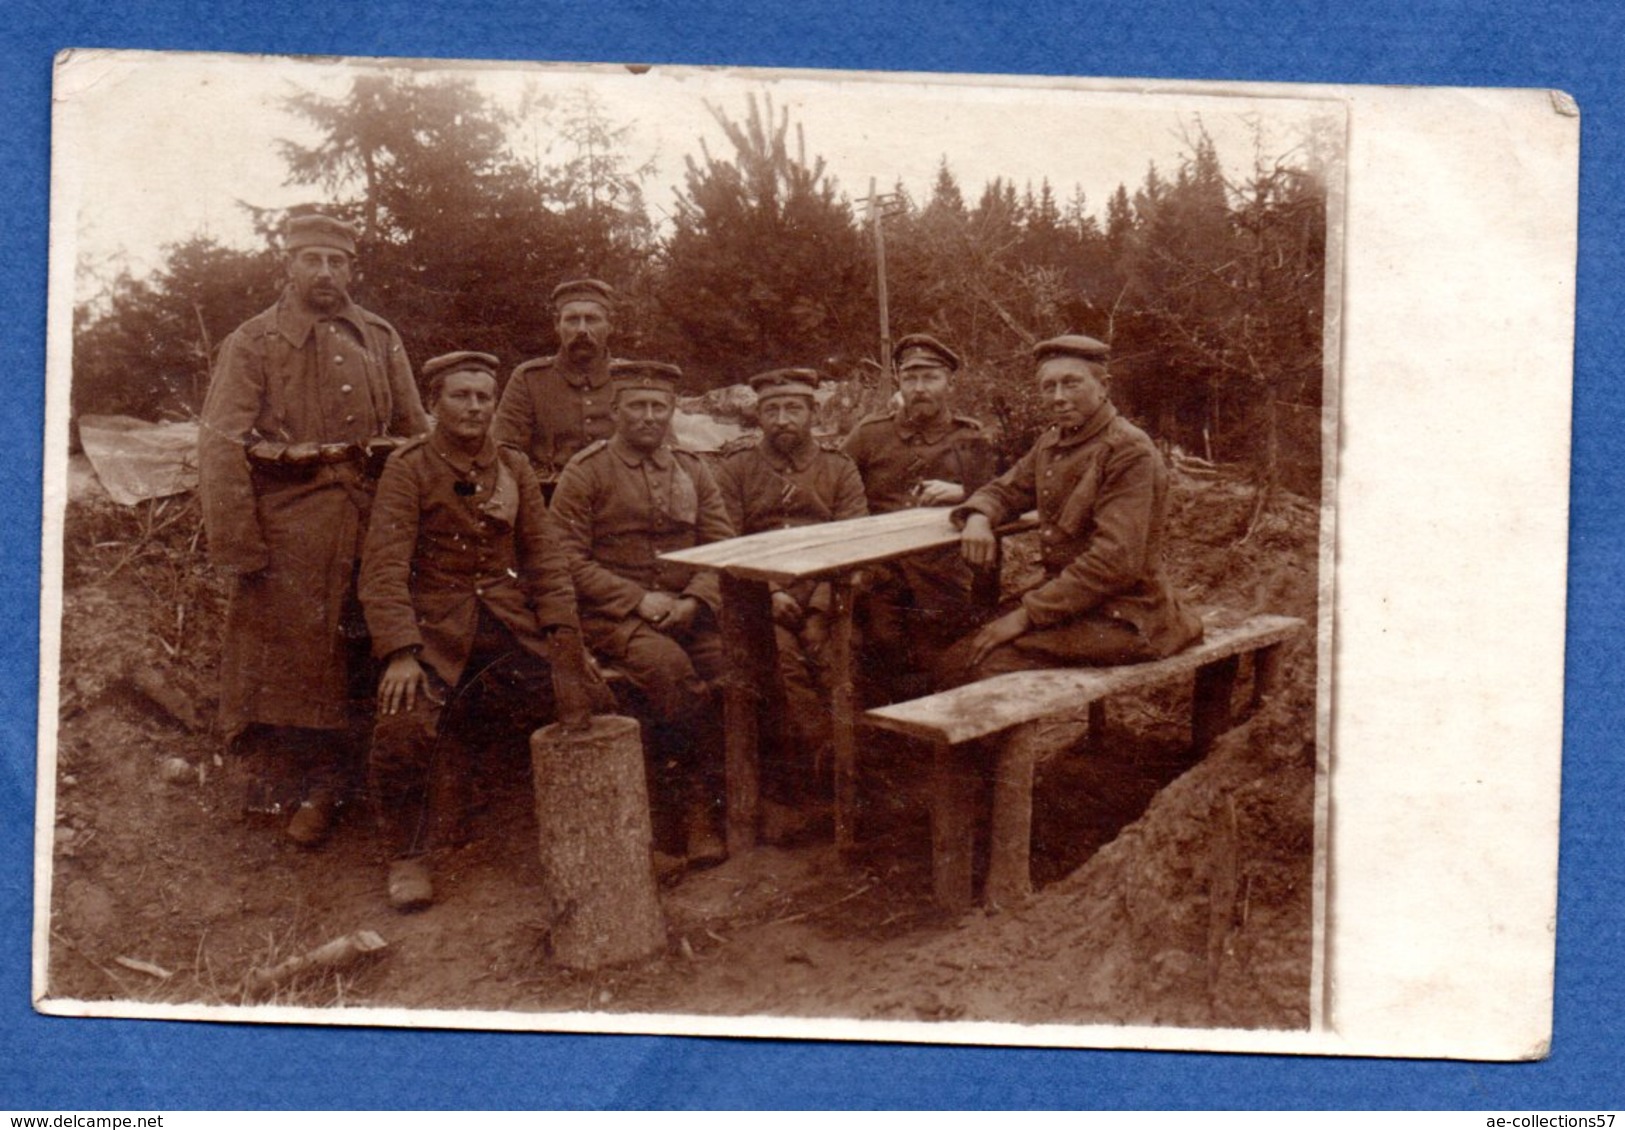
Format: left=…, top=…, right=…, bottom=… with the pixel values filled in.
left=530, top=714, right=667, bottom=970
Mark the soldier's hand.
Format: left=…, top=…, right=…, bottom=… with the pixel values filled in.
left=379, top=652, right=438, bottom=715
left=915, top=479, right=966, bottom=506
left=770, top=590, right=804, bottom=629
left=961, top=512, right=999, bottom=569
left=637, top=590, right=679, bottom=625
left=968, top=606, right=1031, bottom=670
left=548, top=628, right=595, bottom=732
left=665, top=596, right=701, bottom=634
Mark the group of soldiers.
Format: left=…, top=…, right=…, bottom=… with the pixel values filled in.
left=197, top=213, right=1199, bottom=913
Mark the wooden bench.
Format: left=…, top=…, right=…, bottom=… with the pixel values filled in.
left=861, top=613, right=1307, bottom=910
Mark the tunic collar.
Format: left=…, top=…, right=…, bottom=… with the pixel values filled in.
left=273, top=287, right=369, bottom=347
left=608, top=433, right=674, bottom=470
left=428, top=428, right=498, bottom=476
left=1043, top=401, right=1118, bottom=451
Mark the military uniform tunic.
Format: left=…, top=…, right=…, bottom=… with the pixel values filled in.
left=548, top=435, right=734, bottom=726
left=949, top=401, right=1202, bottom=677
left=199, top=288, right=427, bottom=743
left=715, top=437, right=867, bottom=798
left=840, top=409, right=1000, bottom=690
left=492, top=354, right=617, bottom=480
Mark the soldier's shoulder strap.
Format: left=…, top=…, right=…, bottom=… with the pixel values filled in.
left=718, top=434, right=760, bottom=459
left=510, top=355, right=558, bottom=379
left=951, top=413, right=988, bottom=434
left=564, top=438, right=611, bottom=467
left=851, top=410, right=898, bottom=431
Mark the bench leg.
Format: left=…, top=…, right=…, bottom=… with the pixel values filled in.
left=930, top=739, right=977, bottom=911
left=1086, top=700, right=1107, bottom=752
left=1248, top=643, right=1285, bottom=713
left=1192, top=655, right=1241, bottom=755
left=985, top=722, right=1042, bottom=908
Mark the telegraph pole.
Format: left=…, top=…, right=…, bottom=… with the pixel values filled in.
left=865, top=178, right=904, bottom=395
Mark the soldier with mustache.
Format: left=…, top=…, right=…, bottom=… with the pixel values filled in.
left=493, top=278, right=621, bottom=489
left=841, top=334, right=998, bottom=701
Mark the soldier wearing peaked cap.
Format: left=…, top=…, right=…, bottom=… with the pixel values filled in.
left=715, top=368, right=867, bottom=841
left=840, top=332, right=999, bottom=701
left=942, top=333, right=1202, bottom=685
left=359, top=349, right=606, bottom=910
left=198, top=211, right=428, bottom=848
left=548, top=358, right=737, bottom=868
left=493, top=277, right=622, bottom=485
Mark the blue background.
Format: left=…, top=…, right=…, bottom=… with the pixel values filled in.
left=3, top=1, right=1618, bottom=1110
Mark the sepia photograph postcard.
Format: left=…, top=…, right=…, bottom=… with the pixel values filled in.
left=35, top=49, right=1574, bottom=1060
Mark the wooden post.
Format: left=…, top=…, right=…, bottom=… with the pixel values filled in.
left=985, top=721, right=1042, bottom=908
left=930, top=739, right=977, bottom=911
left=1192, top=655, right=1241, bottom=755
left=1249, top=642, right=1285, bottom=713
left=531, top=715, right=666, bottom=970
left=718, top=574, right=773, bottom=855
left=830, top=577, right=859, bottom=855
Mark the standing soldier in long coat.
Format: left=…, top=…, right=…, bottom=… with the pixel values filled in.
left=492, top=278, right=620, bottom=488
left=548, top=360, right=736, bottom=867
left=359, top=352, right=600, bottom=910
left=714, top=368, right=867, bottom=841
left=198, top=213, right=428, bottom=847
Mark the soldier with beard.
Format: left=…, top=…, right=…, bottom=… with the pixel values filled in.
left=714, top=369, right=867, bottom=841
left=841, top=333, right=998, bottom=700
left=493, top=278, right=620, bottom=487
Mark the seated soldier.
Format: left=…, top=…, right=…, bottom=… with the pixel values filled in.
left=547, top=360, right=735, bottom=868
left=359, top=352, right=601, bottom=911
left=842, top=333, right=999, bottom=700
left=942, top=335, right=1202, bottom=685
left=714, top=368, right=867, bottom=841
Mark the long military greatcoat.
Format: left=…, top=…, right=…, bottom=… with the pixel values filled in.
left=198, top=289, right=427, bottom=742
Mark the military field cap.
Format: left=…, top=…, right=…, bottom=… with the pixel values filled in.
left=285, top=213, right=358, bottom=255
left=552, top=278, right=617, bottom=313
left=749, top=368, right=821, bottom=401
left=421, top=352, right=501, bottom=385
left=893, top=333, right=961, bottom=373
left=1033, top=334, right=1111, bottom=364
left=609, top=359, right=682, bottom=397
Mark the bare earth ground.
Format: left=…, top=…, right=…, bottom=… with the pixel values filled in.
left=43, top=468, right=1321, bottom=1035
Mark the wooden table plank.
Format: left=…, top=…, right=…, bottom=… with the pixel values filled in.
left=862, top=615, right=1306, bottom=745
left=662, top=508, right=1036, bottom=582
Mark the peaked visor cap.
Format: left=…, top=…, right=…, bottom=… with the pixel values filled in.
left=893, top=332, right=961, bottom=373
left=285, top=213, right=359, bottom=255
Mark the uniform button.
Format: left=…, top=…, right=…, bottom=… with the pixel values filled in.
left=345, top=414, right=357, bottom=424
left=340, top=384, right=353, bottom=394
left=333, top=356, right=345, bottom=364
left=475, top=587, right=485, bottom=597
